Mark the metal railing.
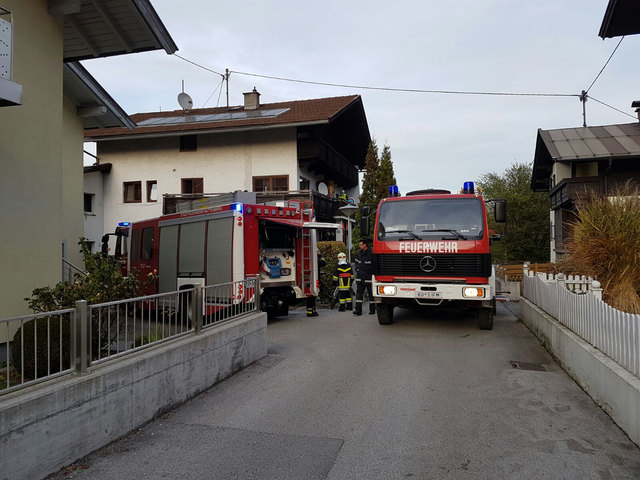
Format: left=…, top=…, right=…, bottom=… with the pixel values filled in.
left=62, top=258, right=87, bottom=283
left=1, top=308, right=76, bottom=392
left=0, top=278, right=259, bottom=395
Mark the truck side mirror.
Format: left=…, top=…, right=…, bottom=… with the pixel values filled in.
left=494, top=200, right=507, bottom=223
left=360, top=207, right=370, bottom=237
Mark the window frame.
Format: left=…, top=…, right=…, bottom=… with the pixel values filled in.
left=147, top=180, right=158, bottom=202
left=181, top=178, right=204, bottom=194
left=123, top=181, right=142, bottom=203
left=180, top=135, right=197, bottom=152
left=83, top=193, right=94, bottom=213
left=252, top=175, right=289, bottom=193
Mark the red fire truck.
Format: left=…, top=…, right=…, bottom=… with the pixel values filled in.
left=360, top=182, right=506, bottom=329
left=105, top=192, right=335, bottom=318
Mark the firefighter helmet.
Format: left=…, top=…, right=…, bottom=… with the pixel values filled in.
left=337, top=252, right=347, bottom=260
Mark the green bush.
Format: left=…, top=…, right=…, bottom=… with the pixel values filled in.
left=132, top=328, right=165, bottom=348
left=318, top=241, right=348, bottom=304
left=12, top=315, right=72, bottom=380
left=14, top=239, right=144, bottom=378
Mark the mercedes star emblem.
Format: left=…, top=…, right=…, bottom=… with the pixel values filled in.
left=419, top=256, right=437, bottom=273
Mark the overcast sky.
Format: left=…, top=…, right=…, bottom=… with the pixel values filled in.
left=82, top=0, right=640, bottom=194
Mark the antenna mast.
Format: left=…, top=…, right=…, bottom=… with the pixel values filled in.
left=225, top=68, right=230, bottom=107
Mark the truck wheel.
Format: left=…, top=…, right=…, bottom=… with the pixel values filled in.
left=377, top=304, right=394, bottom=325
left=477, top=308, right=493, bottom=330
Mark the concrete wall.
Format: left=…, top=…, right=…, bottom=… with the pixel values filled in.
left=0, top=0, right=65, bottom=319
left=521, top=298, right=640, bottom=447
left=495, top=276, right=521, bottom=301
left=0, top=312, right=267, bottom=480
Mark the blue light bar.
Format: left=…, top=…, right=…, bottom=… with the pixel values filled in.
left=118, top=222, right=131, bottom=227
left=233, top=203, right=243, bottom=213
left=463, top=181, right=475, bottom=194
left=388, top=185, right=399, bottom=197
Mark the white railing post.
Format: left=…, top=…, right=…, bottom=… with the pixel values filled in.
left=590, top=280, right=603, bottom=300
left=72, top=300, right=90, bottom=375
left=193, top=284, right=203, bottom=333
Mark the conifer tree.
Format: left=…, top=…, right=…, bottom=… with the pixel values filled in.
left=376, top=143, right=397, bottom=200
left=360, top=140, right=380, bottom=206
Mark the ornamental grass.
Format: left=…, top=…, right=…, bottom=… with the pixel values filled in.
left=562, top=182, right=640, bottom=314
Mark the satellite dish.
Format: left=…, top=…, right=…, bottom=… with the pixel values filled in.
left=317, top=182, right=328, bottom=195
left=178, top=92, right=193, bottom=111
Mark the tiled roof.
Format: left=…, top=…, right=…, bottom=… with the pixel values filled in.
left=85, top=95, right=362, bottom=140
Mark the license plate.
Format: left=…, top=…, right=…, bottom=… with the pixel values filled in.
left=417, top=291, right=442, bottom=298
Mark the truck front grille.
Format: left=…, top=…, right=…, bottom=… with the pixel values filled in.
left=374, top=253, right=492, bottom=279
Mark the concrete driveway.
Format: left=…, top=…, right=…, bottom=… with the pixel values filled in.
left=48, top=302, right=640, bottom=480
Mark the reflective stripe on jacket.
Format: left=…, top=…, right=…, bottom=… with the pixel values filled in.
left=333, top=264, right=353, bottom=289
left=354, top=249, right=373, bottom=279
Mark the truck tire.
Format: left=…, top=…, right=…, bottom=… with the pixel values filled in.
left=377, top=304, right=394, bottom=325
left=477, top=308, right=493, bottom=330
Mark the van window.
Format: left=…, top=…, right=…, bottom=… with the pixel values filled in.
left=131, top=229, right=140, bottom=262
left=141, top=227, right=154, bottom=260
left=179, top=221, right=206, bottom=274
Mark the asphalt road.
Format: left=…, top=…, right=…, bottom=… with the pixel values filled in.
left=49, top=302, right=640, bottom=480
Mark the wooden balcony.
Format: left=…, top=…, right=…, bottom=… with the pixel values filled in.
left=297, top=138, right=358, bottom=188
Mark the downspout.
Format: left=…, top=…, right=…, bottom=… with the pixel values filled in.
left=603, top=158, right=613, bottom=195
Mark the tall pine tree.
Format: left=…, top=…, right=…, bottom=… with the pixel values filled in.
left=360, top=140, right=380, bottom=206
left=376, top=143, right=397, bottom=200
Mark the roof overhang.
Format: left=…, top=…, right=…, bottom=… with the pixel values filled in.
left=64, top=62, right=135, bottom=129
left=84, top=120, right=328, bottom=141
left=52, top=0, right=178, bottom=62
left=263, top=218, right=305, bottom=229
left=83, top=163, right=112, bottom=174
left=599, top=0, right=640, bottom=38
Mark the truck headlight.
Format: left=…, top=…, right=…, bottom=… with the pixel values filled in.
left=377, top=285, right=397, bottom=296
left=463, top=287, right=485, bottom=298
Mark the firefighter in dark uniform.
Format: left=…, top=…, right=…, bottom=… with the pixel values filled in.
left=307, top=250, right=327, bottom=317
left=354, top=238, right=375, bottom=315
left=332, top=252, right=353, bottom=311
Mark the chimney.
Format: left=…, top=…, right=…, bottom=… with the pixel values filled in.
left=243, top=87, right=260, bottom=110
left=632, top=100, right=640, bottom=122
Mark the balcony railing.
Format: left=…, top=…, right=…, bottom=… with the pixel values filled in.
left=298, top=138, right=358, bottom=187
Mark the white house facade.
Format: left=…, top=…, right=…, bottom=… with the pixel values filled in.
left=85, top=92, right=371, bottom=250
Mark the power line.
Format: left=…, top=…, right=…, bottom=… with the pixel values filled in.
left=201, top=77, right=225, bottom=108
left=171, top=53, right=578, bottom=98
left=588, top=96, right=637, bottom=120
left=173, top=53, right=224, bottom=78
left=171, top=53, right=637, bottom=122
left=585, top=36, right=624, bottom=94
left=229, top=69, right=578, bottom=98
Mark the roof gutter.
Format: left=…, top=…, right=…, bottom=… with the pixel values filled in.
left=67, top=62, right=135, bottom=130
left=131, top=0, right=178, bottom=54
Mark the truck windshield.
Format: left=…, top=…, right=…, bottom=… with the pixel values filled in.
left=377, top=198, right=484, bottom=241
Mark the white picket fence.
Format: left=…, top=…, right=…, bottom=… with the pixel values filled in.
left=523, top=268, right=640, bottom=378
